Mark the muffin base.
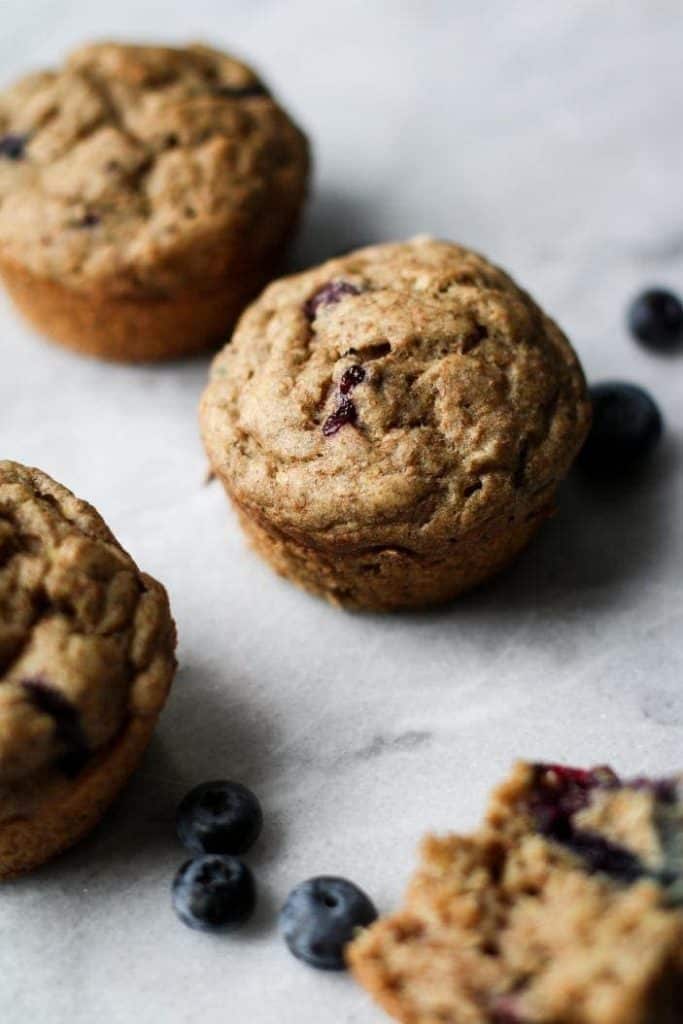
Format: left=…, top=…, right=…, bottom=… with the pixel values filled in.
left=230, top=491, right=556, bottom=612
left=0, top=713, right=158, bottom=878
left=0, top=257, right=277, bottom=363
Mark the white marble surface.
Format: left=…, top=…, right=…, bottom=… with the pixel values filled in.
left=1, top=2, right=682, bottom=1021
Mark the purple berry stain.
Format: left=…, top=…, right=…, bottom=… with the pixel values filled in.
left=491, top=995, right=525, bottom=1024
left=305, top=281, right=361, bottom=320
left=0, top=133, right=28, bottom=160
left=22, top=678, right=89, bottom=777
left=322, top=364, right=366, bottom=437
left=528, top=763, right=646, bottom=884
left=214, top=83, right=269, bottom=99
left=76, top=211, right=100, bottom=229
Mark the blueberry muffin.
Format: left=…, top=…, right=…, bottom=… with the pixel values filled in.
left=349, top=761, right=683, bottom=1024
left=0, top=461, right=176, bottom=876
left=0, top=42, right=309, bottom=362
left=200, top=237, right=591, bottom=611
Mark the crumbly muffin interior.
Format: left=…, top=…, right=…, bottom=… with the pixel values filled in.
left=349, top=762, right=683, bottom=1024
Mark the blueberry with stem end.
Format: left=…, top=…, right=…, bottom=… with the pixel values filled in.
left=280, top=876, right=378, bottom=970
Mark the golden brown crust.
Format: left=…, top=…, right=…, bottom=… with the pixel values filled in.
left=0, top=714, right=156, bottom=878
left=201, top=237, right=591, bottom=609
left=0, top=41, right=309, bottom=359
left=0, top=252, right=279, bottom=362
left=0, top=461, right=176, bottom=874
left=233, top=489, right=555, bottom=611
left=348, top=763, right=683, bottom=1024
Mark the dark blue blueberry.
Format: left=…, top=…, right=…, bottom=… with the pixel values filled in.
left=176, top=780, right=263, bottom=855
left=0, top=133, right=28, bottom=160
left=628, top=288, right=683, bottom=350
left=579, top=382, right=663, bottom=476
left=322, top=398, right=357, bottom=436
left=22, top=678, right=89, bottom=777
left=172, top=855, right=256, bottom=931
left=305, top=281, right=361, bottom=320
left=279, top=876, right=377, bottom=970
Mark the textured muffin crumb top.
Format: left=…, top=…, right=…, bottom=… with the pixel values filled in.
left=201, top=237, right=591, bottom=550
left=0, top=461, right=175, bottom=803
left=0, top=42, right=309, bottom=291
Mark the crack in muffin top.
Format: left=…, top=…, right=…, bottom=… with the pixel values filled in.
left=201, top=237, right=591, bottom=551
left=0, top=42, right=309, bottom=292
left=0, top=461, right=176, bottom=793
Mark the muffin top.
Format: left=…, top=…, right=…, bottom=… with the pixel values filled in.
left=0, top=42, right=309, bottom=292
left=201, top=237, right=591, bottom=552
left=0, top=461, right=176, bottom=815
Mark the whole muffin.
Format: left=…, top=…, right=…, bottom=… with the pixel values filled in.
left=201, top=238, right=591, bottom=611
left=0, top=461, right=176, bottom=876
left=0, top=42, right=309, bottom=362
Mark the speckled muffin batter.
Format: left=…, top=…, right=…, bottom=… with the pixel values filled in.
left=349, top=762, right=683, bottom=1024
left=0, top=42, right=309, bottom=361
left=200, top=237, right=591, bottom=610
left=0, top=461, right=176, bottom=876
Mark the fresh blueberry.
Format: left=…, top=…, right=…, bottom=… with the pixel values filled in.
left=579, top=382, right=663, bottom=476
left=172, top=855, right=256, bottom=931
left=0, top=133, right=28, bottom=160
left=279, top=876, right=377, bottom=970
left=176, top=780, right=263, bottom=855
left=628, top=288, right=683, bottom=350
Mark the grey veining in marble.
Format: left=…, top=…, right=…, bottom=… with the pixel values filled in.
left=1, top=2, right=682, bottom=1022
